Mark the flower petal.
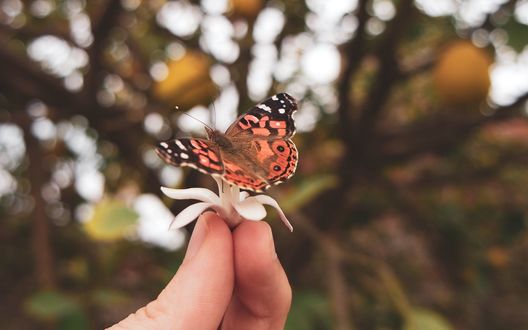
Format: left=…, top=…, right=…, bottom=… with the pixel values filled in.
left=233, top=197, right=267, bottom=221
left=254, top=195, right=294, bottom=232
left=169, top=202, right=214, bottom=229
left=161, top=187, right=220, bottom=204
left=239, top=191, right=250, bottom=201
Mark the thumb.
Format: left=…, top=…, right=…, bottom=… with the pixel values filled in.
left=110, top=212, right=234, bottom=330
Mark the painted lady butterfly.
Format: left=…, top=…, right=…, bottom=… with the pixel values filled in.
left=156, top=93, right=299, bottom=192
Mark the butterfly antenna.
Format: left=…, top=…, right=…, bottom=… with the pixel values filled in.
left=174, top=106, right=214, bottom=131
left=211, top=100, right=217, bottom=129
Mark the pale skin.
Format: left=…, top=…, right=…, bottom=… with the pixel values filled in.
left=109, top=212, right=292, bottom=330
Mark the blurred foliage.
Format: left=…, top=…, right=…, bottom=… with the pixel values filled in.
left=153, top=51, right=217, bottom=109
left=1, top=0, right=528, bottom=329
left=83, top=199, right=138, bottom=241
left=25, top=290, right=88, bottom=330
left=404, top=308, right=453, bottom=330
left=286, top=291, right=332, bottom=329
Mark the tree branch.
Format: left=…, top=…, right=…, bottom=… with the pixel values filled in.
left=0, top=46, right=77, bottom=111
left=336, top=0, right=369, bottom=147
left=355, top=0, right=416, bottom=142
left=22, top=119, right=56, bottom=289
left=82, top=0, right=124, bottom=114
left=376, top=92, right=528, bottom=163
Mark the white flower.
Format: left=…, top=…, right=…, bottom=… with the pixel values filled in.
left=160, top=177, right=293, bottom=231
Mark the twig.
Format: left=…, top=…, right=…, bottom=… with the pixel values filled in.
left=327, top=245, right=354, bottom=330
left=294, top=212, right=416, bottom=328
left=0, top=22, right=75, bottom=45
left=398, top=52, right=437, bottom=79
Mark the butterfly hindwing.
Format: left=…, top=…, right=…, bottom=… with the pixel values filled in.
left=221, top=158, right=270, bottom=192
left=252, top=138, right=298, bottom=184
left=226, top=93, right=297, bottom=138
left=266, top=139, right=298, bottom=183
left=219, top=138, right=298, bottom=192
left=156, top=138, right=224, bottom=175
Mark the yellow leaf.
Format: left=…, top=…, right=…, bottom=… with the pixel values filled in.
left=153, top=51, right=217, bottom=109
left=229, top=0, right=263, bottom=19
left=405, top=308, right=454, bottom=330
left=84, top=199, right=138, bottom=241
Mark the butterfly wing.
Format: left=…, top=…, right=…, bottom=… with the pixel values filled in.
left=221, top=157, right=271, bottom=192
left=156, top=138, right=224, bottom=175
left=221, top=93, right=298, bottom=191
left=225, top=93, right=297, bottom=138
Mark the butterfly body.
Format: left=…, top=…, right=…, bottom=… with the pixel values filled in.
left=205, top=128, right=233, bottom=150
left=156, top=93, right=298, bottom=192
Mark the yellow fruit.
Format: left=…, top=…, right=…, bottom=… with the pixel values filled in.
left=154, top=51, right=217, bottom=109
left=229, top=0, right=263, bottom=20
left=433, top=41, right=492, bottom=107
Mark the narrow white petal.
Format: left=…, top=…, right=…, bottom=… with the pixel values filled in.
left=254, top=195, right=294, bottom=232
left=233, top=197, right=267, bottom=221
left=161, top=187, right=220, bottom=204
left=169, top=202, right=214, bottom=229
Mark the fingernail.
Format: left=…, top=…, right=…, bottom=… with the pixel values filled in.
left=184, top=215, right=209, bottom=262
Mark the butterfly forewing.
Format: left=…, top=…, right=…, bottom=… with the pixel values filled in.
left=156, top=138, right=224, bottom=175
left=225, top=93, right=297, bottom=139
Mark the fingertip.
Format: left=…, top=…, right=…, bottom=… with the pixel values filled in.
left=235, top=220, right=276, bottom=256
left=232, top=221, right=291, bottom=318
left=200, top=211, right=230, bottom=233
left=183, top=211, right=231, bottom=263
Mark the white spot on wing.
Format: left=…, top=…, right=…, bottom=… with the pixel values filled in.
left=257, top=104, right=272, bottom=112
left=180, top=153, right=189, bottom=159
left=278, top=108, right=285, bottom=114
left=176, top=140, right=187, bottom=150
left=160, top=142, right=168, bottom=148
left=272, top=95, right=278, bottom=101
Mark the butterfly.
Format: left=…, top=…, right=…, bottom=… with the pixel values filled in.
left=155, top=93, right=298, bottom=192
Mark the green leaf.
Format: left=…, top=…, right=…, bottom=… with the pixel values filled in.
left=25, top=291, right=80, bottom=320
left=58, top=309, right=89, bottom=330
left=84, top=199, right=138, bottom=241
left=502, top=19, right=528, bottom=53
left=404, top=308, right=454, bottom=330
left=281, top=175, right=338, bottom=213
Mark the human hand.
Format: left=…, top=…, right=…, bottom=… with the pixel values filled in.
left=110, top=212, right=292, bottom=329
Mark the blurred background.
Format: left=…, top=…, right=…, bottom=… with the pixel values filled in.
left=1, top=0, right=528, bottom=329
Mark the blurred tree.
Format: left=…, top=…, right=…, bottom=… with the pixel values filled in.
left=1, top=0, right=528, bottom=329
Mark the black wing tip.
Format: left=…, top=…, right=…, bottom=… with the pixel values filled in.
left=276, top=92, right=297, bottom=103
